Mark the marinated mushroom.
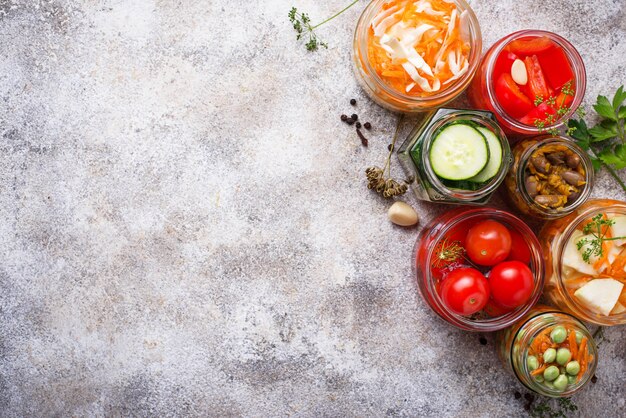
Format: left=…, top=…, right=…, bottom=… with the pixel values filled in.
left=525, top=144, right=586, bottom=210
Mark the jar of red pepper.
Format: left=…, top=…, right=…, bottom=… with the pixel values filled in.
left=467, top=30, right=586, bottom=136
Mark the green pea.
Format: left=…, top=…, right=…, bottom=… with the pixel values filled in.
left=566, top=361, right=580, bottom=375
left=568, top=375, right=577, bottom=385
left=542, top=380, right=555, bottom=389
left=575, top=330, right=583, bottom=344
left=534, top=375, right=545, bottom=383
left=553, top=374, right=568, bottom=391
left=544, top=365, right=560, bottom=382
left=556, top=348, right=572, bottom=365
left=543, top=348, right=557, bottom=363
left=550, top=326, right=567, bottom=344
left=527, top=355, right=539, bottom=371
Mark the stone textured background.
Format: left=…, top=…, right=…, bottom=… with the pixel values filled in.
left=1, top=0, right=625, bottom=416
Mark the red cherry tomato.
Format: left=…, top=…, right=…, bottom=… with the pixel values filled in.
left=465, top=220, right=512, bottom=266
left=523, top=55, right=550, bottom=102
left=506, top=36, right=553, bottom=55
left=506, top=229, right=532, bottom=264
left=483, top=298, right=515, bottom=317
left=439, top=268, right=490, bottom=316
left=519, top=102, right=557, bottom=126
left=536, top=46, right=575, bottom=90
left=495, top=73, right=534, bottom=118
left=489, top=261, right=534, bottom=308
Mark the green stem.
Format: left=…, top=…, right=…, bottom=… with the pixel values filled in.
left=589, top=148, right=626, bottom=192
left=384, top=114, right=404, bottom=175
left=602, top=161, right=626, bottom=192
left=312, top=0, right=360, bottom=29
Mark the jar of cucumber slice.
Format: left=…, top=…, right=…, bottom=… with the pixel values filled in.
left=397, top=108, right=511, bottom=204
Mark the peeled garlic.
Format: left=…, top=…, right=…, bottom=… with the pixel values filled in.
left=511, top=59, right=528, bottom=85
left=388, top=201, right=419, bottom=226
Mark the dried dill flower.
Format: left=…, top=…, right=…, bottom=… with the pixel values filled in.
left=365, top=115, right=409, bottom=198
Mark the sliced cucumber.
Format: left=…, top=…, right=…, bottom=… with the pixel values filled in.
left=469, top=127, right=503, bottom=183
left=429, top=123, right=489, bottom=181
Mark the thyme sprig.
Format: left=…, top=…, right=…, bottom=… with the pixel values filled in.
left=365, top=115, right=409, bottom=198
left=288, top=0, right=360, bottom=51
left=576, top=214, right=626, bottom=263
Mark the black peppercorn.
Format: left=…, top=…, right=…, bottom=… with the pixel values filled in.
left=351, top=113, right=358, bottom=121
left=341, top=114, right=348, bottom=121
left=524, top=393, right=534, bottom=402
left=591, top=375, right=598, bottom=384
left=350, top=98, right=356, bottom=105
left=387, top=144, right=394, bottom=152
left=364, top=122, right=372, bottom=130
left=356, top=122, right=362, bottom=129
left=346, top=118, right=355, bottom=125
left=479, top=336, right=487, bottom=345
left=514, top=392, right=521, bottom=400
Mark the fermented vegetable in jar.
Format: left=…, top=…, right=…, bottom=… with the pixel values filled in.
left=353, top=0, right=482, bottom=112
left=467, top=30, right=585, bottom=136
left=415, top=207, right=545, bottom=331
left=496, top=307, right=597, bottom=397
left=504, top=136, right=593, bottom=219
left=397, top=108, right=511, bottom=205
left=540, top=199, right=626, bottom=325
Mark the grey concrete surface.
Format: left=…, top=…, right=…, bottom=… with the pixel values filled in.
left=1, top=0, right=625, bottom=416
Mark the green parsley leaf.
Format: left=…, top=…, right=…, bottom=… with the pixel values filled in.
left=599, top=144, right=626, bottom=169
left=589, top=120, right=618, bottom=142
left=612, top=85, right=626, bottom=110
left=594, top=95, right=617, bottom=121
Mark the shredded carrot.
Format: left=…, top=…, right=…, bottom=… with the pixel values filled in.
left=366, top=0, right=472, bottom=96
left=568, top=331, right=578, bottom=360
left=577, top=337, right=588, bottom=379
left=531, top=367, right=547, bottom=376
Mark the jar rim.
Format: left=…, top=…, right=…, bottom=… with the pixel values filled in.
left=553, top=200, right=626, bottom=324
left=484, top=30, right=587, bottom=134
left=510, top=311, right=598, bottom=397
left=515, top=136, right=594, bottom=219
left=353, top=0, right=483, bottom=107
left=416, top=207, right=545, bottom=331
left=417, top=110, right=512, bottom=202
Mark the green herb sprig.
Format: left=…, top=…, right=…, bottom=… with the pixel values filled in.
left=568, top=85, right=626, bottom=192
left=533, top=80, right=575, bottom=135
left=288, top=1, right=360, bottom=51
left=576, top=213, right=626, bottom=263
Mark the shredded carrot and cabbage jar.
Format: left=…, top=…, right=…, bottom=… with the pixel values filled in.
left=367, top=0, right=471, bottom=96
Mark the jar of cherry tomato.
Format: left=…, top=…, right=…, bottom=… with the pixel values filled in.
left=496, top=306, right=597, bottom=397
left=397, top=108, right=511, bottom=205
left=540, top=199, right=626, bottom=326
left=467, top=30, right=586, bottom=136
left=415, top=207, right=545, bottom=331
left=353, top=0, right=482, bottom=112
left=504, top=136, right=594, bottom=219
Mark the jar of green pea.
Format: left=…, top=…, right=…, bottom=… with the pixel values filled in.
left=495, top=306, right=598, bottom=397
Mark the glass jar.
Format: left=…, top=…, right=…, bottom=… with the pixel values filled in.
left=496, top=306, right=598, bottom=397
left=504, top=136, right=593, bottom=219
left=540, top=199, right=626, bottom=326
left=415, top=207, right=545, bottom=331
left=467, top=30, right=586, bottom=136
left=397, top=108, right=511, bottom=204
left=353, top=0, right=482, bottom=112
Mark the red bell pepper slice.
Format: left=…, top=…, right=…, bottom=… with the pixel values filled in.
left=519, top=103, right=557, bottom=126
left=506, top=36, right=553, bottom=55
left=493, top=51, right=519, bottom=79
left=495, top=73, right=534, bottom=118
left=536, top=45, right=575, bottom=90
left=524, top=55, right=550, bottom=102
